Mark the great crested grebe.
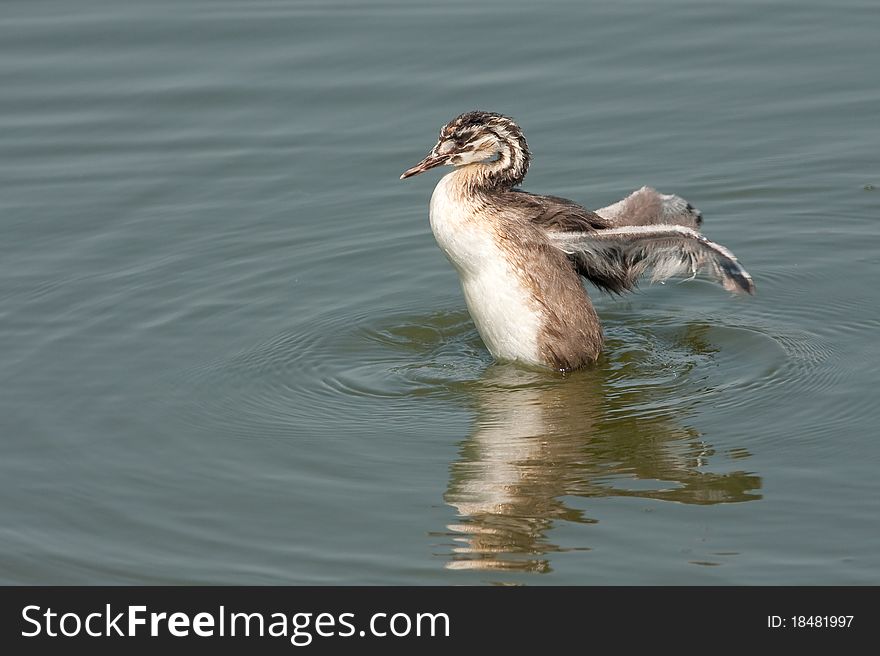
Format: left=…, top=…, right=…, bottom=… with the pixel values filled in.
left=401, top=111, right=754, bottom=371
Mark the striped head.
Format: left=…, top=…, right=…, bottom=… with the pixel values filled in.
left=400, top=111, right=530, bottom=189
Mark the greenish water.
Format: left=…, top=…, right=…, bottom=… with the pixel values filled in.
left=1, top=0, right=878, bottom=584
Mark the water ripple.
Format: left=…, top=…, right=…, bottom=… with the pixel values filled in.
left=170, top=304, right=486, bottom=438
left=168, top=296, right=840, bottom=447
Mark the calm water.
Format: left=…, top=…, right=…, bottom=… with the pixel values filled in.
left=1, top=0, right=878, bottom=585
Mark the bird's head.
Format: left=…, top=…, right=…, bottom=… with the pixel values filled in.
left=400, top=111, right=530, bottom=187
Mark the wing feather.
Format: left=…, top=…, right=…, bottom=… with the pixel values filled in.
left=596, top=186, right=703, bottom=228
left=548, top=225, right=755, bottom=295
left=502, top=190, right=612, bottom=232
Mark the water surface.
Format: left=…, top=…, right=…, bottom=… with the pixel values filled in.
left=1, top=0, right=879, bottom=584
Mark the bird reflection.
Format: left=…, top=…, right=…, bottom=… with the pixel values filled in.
left=441, top=331, right=762, bottom=573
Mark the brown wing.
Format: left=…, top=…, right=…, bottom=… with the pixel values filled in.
left=501, top=190, right=743, bottom=295
left=500, top=190, right=633, bottom=291
left=502, top=190, right=612, bottom=233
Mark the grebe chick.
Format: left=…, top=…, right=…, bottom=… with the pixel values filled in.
left=401, top=111, right=754, bottom=371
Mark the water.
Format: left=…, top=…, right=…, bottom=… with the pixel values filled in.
left=1, top=0, right=878, bottom=584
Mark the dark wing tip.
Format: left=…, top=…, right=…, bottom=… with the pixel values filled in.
left=720, top=261, right=756, bottom=295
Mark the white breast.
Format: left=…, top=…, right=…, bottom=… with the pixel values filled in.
left=429, top=172, right=543, bottom=365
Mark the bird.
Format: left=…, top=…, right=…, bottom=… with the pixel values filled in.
left=400, top=111, right=754, bottom=372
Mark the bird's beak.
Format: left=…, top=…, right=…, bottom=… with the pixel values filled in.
left=400, top=152, right=450, bottom=180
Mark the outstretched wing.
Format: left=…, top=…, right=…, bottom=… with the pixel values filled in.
left=596, top=186, right=703, bottom=229
left=548, top=224, right=755, bottom=295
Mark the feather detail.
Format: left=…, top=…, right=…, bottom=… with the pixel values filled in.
left=547, top=225, right=755, bottom=295
left=596, top=186, right=703, bottom=228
